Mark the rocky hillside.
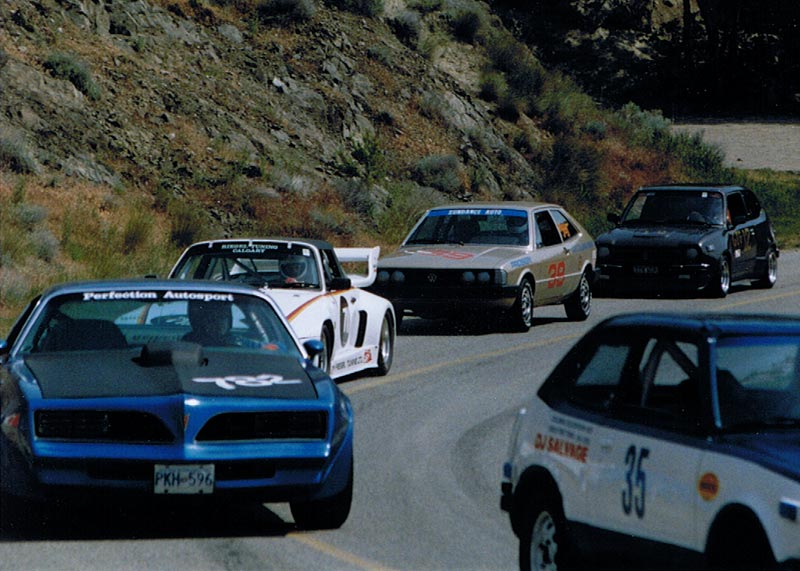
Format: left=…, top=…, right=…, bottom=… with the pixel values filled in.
left=0, top=0, right=707, bottom=231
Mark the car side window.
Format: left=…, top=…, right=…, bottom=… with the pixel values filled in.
left=550, top=210, right=577, bottom=241
left=742, top=188, right=762, bottom=220
left=567, top=343, right=633, bottom=411
left=535, top=211, right=563, bottom=248
left=634, top=338, right=702, bottom=431
left=727, top=192, right=748, bottom=225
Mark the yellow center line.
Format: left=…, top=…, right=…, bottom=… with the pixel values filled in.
left=715, top=288, right=800, bottom=310
left=345, top=332, right=582, bottom=394
left=290, top=534, right=399, bottom=571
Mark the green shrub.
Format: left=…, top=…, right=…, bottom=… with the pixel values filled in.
left=324, top=0, right=383, bottom=16
left=0, top=129, right=38, bottom=174
left=256, top=0, right=316, bottom=22
left=449, top=8, right=484, bottom=44
left=168, top=200, right=205, bottom=247
left=376, top=181, right=442, bottom=245
left=389, top=10, right=422, bottom=47
left=44, top=53, right=101, bottom=100
left=122, top=209, right=153, bottom=254
left=413, top=154, right=463, bottom=194
left=478, top=71, right=508, bottom=103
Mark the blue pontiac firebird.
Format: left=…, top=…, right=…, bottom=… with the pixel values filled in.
left=0, top=280, right=353, bottom=531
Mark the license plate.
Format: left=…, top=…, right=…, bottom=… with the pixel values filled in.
left=154, top=464, right=215, bottom=495
left=633, top=265, right=659, bottom=275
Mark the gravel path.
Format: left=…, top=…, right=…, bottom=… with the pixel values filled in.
left=672, top=119, right=800, bottom=172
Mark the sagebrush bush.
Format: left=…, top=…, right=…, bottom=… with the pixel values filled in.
left=413, top=154, right=464, bottom=194
left=0, top=129, right=38, bottom=174
left=31, top=228, right=59, bottom=262
left=14, top=203, right=48, bottom=230
left=376, top=181, right=442, bottom=245
left=44, top=53, right=101, bottom=100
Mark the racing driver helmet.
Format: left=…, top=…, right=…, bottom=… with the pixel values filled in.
left=280, top=254, right=309, bottom=282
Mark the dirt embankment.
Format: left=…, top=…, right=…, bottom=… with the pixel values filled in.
left=672, top=119, right=800, bottom=172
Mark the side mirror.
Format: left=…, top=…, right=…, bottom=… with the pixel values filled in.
left=607, top=212, right=621, bottom=224
left=303, top=339, right=324, bottom=359
left=0, top=339, right=9, bottom=362
left=329, top=277, right=352, bottom=291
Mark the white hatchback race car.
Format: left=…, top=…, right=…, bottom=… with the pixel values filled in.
left=502, top=313, right=800, bottom=570
left=169, top=239, right=396, bottom=379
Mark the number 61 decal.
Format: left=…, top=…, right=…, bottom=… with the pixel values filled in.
left=622, top=445, right=650, bottom=518
left=547, top=261, right=566, bottom=288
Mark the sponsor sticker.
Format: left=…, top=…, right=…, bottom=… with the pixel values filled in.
left=83, top=291, right=159, bottom=301
left=698, top=472, right=720, bottom=501
left=192, top=374, right=303, bottom=391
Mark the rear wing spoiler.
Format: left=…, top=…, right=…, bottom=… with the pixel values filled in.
left=335, top=246, right=380, bottom=288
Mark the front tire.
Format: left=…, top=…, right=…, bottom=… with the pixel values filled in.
left=316, top=325, right=333, bottom=374
left=519, top=492, right=571, bottom=571
left=374, top=311, right=394, bottom=376
left=290, top=462, right=353, bottom=530
left=708, top=256, right=731, bottom=298
left=563, top=271, right=592, bottom=321
left=507, top=279, right=534, bottom=332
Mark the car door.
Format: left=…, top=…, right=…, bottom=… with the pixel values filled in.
left=320, top=248, right=359, bottom=356
left=726, top=190, right=758, bottom=277
left=533, top=210, right=567, bottom=305
left=575, top=334, right=704, bottom=550
left=549, top=209, right=584, bottom=300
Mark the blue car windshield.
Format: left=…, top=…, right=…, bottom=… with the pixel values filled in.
left=18, top=291, right=301, bottom=356
left=715, top=336, right=800, bottom=430
left=621, top=191, right=725, bottom=226
left=405, top=209, right=530, bottom=246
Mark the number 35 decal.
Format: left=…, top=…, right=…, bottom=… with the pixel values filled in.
left=622, top=445, right=650, bottom=518
left=547, top=261, right=566, bottom=288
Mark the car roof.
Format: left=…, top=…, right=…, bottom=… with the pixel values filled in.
left=596, top=312, right=800, bottom=337
left=427, top=201, right=562, bottom=211
left=637, top=184, right=746, bottom=194
left=183, top=237, right=333, bottom=251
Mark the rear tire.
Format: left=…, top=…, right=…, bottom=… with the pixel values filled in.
left=563, top=271, right=592, bottom=321
left=374, top=311, right=394, bottom=376
left=290, top=462, right=353, bottom=530
left=754, top=249, right=778, bottom=289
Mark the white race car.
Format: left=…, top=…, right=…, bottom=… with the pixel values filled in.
left=502, top=313, right=800, bottom=570
left=169, top=239, right=396, bottom=379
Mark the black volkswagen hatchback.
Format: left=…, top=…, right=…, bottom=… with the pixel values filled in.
left=595, top=184, right=778, bottom=297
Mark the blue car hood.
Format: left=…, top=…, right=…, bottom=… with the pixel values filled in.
left=23, top=345, right=318, bottom=400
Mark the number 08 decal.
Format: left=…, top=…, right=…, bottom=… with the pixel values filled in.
left=622, top=445, right=650, bottom=518
left=547, top=261, right=566, bottom=288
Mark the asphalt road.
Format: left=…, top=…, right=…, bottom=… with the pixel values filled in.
left=2, top=250, right=800, bottom=571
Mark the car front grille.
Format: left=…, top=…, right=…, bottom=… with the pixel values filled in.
left=607, top=247, right=683, bottom=265
left=35, top=410, right=174, bottom=443
left=196, top=411, right=328, bottom=441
